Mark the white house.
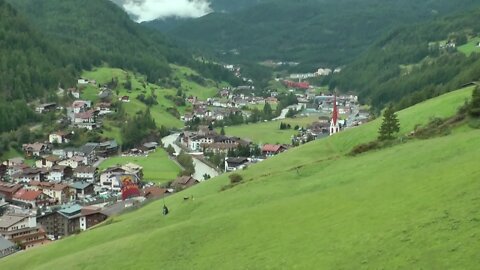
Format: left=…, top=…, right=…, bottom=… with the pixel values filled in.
left=72, top=100, right=91, bottom=114
left=42, top=184, right=69, bottom=204
left=100, top=165, right=142, bottom=191
left=46, top=169, right=64, bottom=182
left=58, top=156, right=84, bottom=169
left=188, top=136, right=215, bottom=151
left=74, top=166, right=97, bottom=183
left=225, top=157, right=250, bottom=172
left=35, top=156, right=60, bottom=169
left=28, top=182, right=70, bottom=204
left=78, top=79, right=89, bottom=85
left=49, top=132, right=71, bottom=144
left=95, top=103, right=112, bottom=115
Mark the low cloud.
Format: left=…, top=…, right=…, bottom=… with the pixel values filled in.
left=122, top=0, right=212, bottom=22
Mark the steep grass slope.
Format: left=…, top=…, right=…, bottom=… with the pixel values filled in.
left=1, top=87, right=478, bottom=269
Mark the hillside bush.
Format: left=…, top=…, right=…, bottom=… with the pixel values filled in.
left=229, top=173, right=243, bottom=184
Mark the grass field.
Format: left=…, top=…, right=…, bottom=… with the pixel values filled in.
left=2, top=87, right=479, bottom=269
left=100, top=120, right=123, bottom=145
left=78, top=85, right=100, bottom=102
left=222, top=116, right=319, bottom=144
left=243, top=103, right=277, bottom=111
left=170, top=64, right=220, bottom=100
left=0, top=148, right=22, bottom=161
left=99, top=149, right=180, bottom=184
left=458, top=37, right=480, bottom=56
left=81, top=67, right=185, bottom=129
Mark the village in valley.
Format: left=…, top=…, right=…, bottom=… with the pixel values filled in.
left=0, top=64, right=369, bottom=258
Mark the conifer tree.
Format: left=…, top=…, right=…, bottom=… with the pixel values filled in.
left=469, top=87, right=480, bottom=117
left=263, top=103, right=273, bottom=120
left=378, top=104, right=400, bottom=141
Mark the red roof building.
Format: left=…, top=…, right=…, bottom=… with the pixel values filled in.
left=262, top=144, right=288, bottom=156
left=142, top=187, right=170, bottom=200
left=0, top=183, right=22, bottom=200
left=12, top=189, right=52, bottom=208
left=283, top=80, right=310, bottom=89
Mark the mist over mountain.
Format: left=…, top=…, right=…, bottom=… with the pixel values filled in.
left=111, top=0, right=266, bottom=21
left=111, top=0, right=212, bottom=22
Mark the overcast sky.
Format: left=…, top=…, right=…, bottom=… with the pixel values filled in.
left=122, top=0, right=212, bottom=22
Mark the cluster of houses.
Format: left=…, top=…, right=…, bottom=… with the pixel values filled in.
left=180, top=126, right=251, bottom=153
left=179, top=126, right=289, bottom=173
left=0, top=134, right=176, bottom=258
left=0, top=121, right=226, bottom=258
left=66, top=99, right=114, bottom=130
left=35, top=77, right=116, bottom=132
left=181, top=88, right=279, bottom=123
left=288, top=67, right=342, bottom=80
left=222, top=144, right=288, bottom=172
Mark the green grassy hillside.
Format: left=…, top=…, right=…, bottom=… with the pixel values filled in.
left=458, top=37, right=480, bottom=56
left=81, top=67, right=182, bottom=129
left=222, top=116, right=318, bottom=144
left=81, top=66, right=223, bottom=129
left=2, top=87, right=478, bottom=269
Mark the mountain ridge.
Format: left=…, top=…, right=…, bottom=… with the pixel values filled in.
left=153, top=0, right=480, bottom=69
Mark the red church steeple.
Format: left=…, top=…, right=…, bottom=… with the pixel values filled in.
left=332, top=95, right=338, bottom=126
left=330, top=94, right=340, bottom=135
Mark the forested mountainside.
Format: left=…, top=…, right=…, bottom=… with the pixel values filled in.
left=160, top=0, right=480, bottom=69
left=0, top=0, right=69, bottom=132
left=332, top=8, right=480, bottom=110
left=0, top=0, right=238, bottom=133
left=9, top=0, right=187, bottom=83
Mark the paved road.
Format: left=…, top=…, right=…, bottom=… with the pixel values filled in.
left=92, top=157, right=106, bottom=168
left=273, top=104, right=304, bottom=121
left=346, top=106, right=360, bottom=128
left=162, top=133, right=219, bottom=181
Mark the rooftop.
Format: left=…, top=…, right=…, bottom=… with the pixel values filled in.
left=70, top=182, right=92, bottom=190
left=0, top=215, right=25, bottom=229
left=0, top=236, right=15, bottom=250
left=59, top=204, right=82, bottom=216
left=13, top=189, right=43, bottom=201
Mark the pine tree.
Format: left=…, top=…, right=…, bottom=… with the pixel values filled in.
left=220, top=126, right=226, bottom=135
left=378, top=104, right=400, bottom=141
left=263, top=103, right=273, bottom=120
left=469, top=87, right=480, bottom=117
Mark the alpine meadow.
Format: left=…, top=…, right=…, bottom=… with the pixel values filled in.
left=0, top=0, right=479, bottom=269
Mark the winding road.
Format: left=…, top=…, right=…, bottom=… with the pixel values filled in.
left=162, top=133, right=220, bottom=181
left=273, top=104, right=305, bottom=121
